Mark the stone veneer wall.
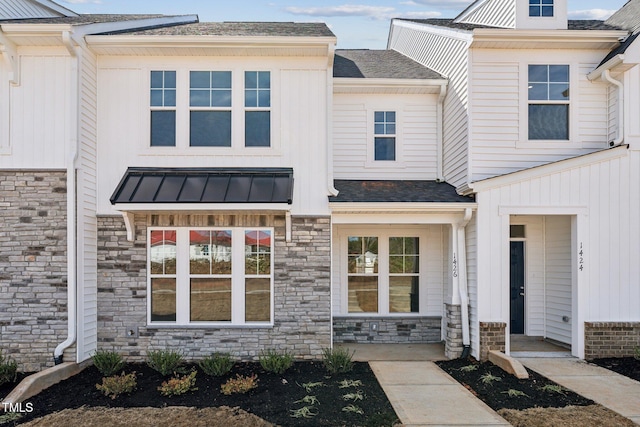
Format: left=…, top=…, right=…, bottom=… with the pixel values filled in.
left=584, top=322, right=640, bottom=360
left=479, top=322, right=506, bottom=361
left=97, top=214, right=331, bottom=362
left=444, top=304, right=463, bottom=359
left=0, top=171, right=71, bottom=371
left=332, top=317, right=441, bottom=344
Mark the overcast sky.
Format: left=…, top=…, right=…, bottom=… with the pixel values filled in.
left=60, top=0, right=628, bottom=48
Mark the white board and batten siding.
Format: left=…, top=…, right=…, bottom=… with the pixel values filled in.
left=96, top=56, right=330, bottom=216
left=544, top=216, right=572, bottom=345
left=76, top=45, right=99, bottom=363
left=0, top=0, right=63, bottom=20
left=465, top=215, right=480, bottom=358
left=333, top=94, right=439, bottom=180
left=469, top=49, right=611, bottom=182
left=474, top=147, right=640, bottom=357
left=0, top=48, right=71, bottom=169
left=456, top=0, right=516, bottom=29
left=389, top=20, right=472, bottom=188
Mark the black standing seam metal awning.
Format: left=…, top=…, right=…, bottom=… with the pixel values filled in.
left=110, top=168, right=294, bottom=205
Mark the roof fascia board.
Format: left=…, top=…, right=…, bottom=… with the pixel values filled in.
left=392, top=19, right=474, bottom=42
left=33, top=0, right=78, bottom=17
left=113, top=203, right=292, bottom=212
left=471, top=28, right=627, bottom=46
left=333, top=77, right=447, bottom=90
left=454, top=0, right=489, bottom=23
left=472, top=145, right=628, bottom=192
left=86, top=34, right=337, bottom=49
left=588, top=54, right=625, bottom=80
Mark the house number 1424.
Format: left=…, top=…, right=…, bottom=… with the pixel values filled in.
left=579, top=243, right=584, bottom=271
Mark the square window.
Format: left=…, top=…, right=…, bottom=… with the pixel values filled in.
left=190, top=111, right=232, bottom=147
left=529, top=0, right=553, bottom=17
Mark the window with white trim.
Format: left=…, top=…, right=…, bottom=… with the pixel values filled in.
left=374, top=111, right=396, bottom=161
left=150, top=71, right=176, bottom=147
left=149, top=228, right=273, bottom=325
left=190, top=71, right=232, bottom=147
left=529, top=0, right=553, bottom=17
left=347, top=234, right=421, bottom=315
left=528, top=64, right=569, bottom=140
left=245, top=71, right=271, bottom=147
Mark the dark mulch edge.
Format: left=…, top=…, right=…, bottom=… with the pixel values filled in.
left=8, top=362, right=398, bottom=427
left=0, top=372, right=34, bottom=401
left=591, top=357, right=640, bottom=382
left=436, top=358, right=593, bottom=411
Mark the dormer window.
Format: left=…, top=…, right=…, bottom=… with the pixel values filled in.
left=529, top=0, right=554, bottom=17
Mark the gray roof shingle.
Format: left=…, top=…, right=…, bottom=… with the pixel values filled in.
left=0, top=14, right=171, bottom=25
left=329, top=180, right=475, bottom=203
left=606, top=0, right=640, bottom=33
left=334, top=49, right=443, bottom=80
left=395, top=18, right=623, bottom=31
left=124, top=22, right=335, bottom=37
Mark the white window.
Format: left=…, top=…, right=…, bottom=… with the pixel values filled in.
left=148, top=228, right=273, bottom=326
left=150, top=71, right=176, bottom=147
left=374, top=111, right=396, bottom=161
left=190, top=71, right=232, bottom=147
left=529, top=0, right=553, bottom=17
left=346, top=233, right=423, bottom=315
left=528, top=64, right=569, bottom=140
left=244, top=71, right=271, bottom=147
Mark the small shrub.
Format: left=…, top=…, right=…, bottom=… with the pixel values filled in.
left=96, top=372, right=137, bottom=399
left=295, top=395, right=320, bottom=405
left=540, top=384, right=566, bottom=395
left=0, top=351, right=18, bottom=387
left=198, top=353, right=234, bottom=377
left=459, top=364, right=479, bottom=372
left=290, top=406, right=318, bottom=419
left=147, top=350, right=184, bottom=376
left=91, top=350, right=125, bottom=376
left=502, top=389, right=527, bottom=398
left=479, top=373, right=501, bottom=385
left=342, top=404, right=364, bottom=415
left=259, top=349, right=294, bottom=374
left=322, top=347, right=354, bottom=374
left=158, top=370, right=198, bottom=397
left=342, top=391, right=364, bottom=401
left=301, top=381, right=324, bottom=393
left=338, top=379, right=363, bottom=389
left=221, top=373, right=258, bottom=395
left=634, top=346, right=640, bottom=361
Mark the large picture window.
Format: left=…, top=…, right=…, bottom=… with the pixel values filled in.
left=149, top=228, right=273, bottom=326
left=190, top=71, right=232, bottom=147
left=347, top=233, right=422, bottom=315
left=528, top=64, right=569, bottom=140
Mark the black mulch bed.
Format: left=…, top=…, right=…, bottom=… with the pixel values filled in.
left=592, top=357, right=640, bottom=382
left=437, top=358, right=593, bottom=412
left=0, top=372, right=33, bottom=401
left=8, top=362, right=398, bottom=427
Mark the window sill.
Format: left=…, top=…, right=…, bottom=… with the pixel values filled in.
left=364, top=160, right=406, bottom=169
left=147, top=323, right=274, bottom=329
left=336, top=313, right=439, bottom=318
left=139, top=147, right=283, bottom=157
left=517, top=140, right=578, bottom=149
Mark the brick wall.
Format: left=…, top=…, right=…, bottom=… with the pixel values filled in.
left=97, top=214, right=331, bottom=362
left=479, top=322, right=506, bottom=361
left=584, top=322, right=640, bottom=360
left=332, top=316, right=441, bottom=344
left=0, top=171, right=71, bottom=372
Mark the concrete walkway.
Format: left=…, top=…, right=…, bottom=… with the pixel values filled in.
left=519, top=357, right=640, bottom=425
left=370, top=361, right=510, bottom=427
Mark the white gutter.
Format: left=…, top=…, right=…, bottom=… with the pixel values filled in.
left=457, top=208, right=473, bottom=354
left=437, top=82, right=447, bottom=182
left=54, top=31, right=79, bottom=364
left=601, top=69, right=624, bottom=147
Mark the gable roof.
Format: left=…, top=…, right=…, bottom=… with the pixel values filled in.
left=334, top=49, right=443, bottom=80
left=0, top=14, right=170, bottom=24
left=0, top=0, right=77, bottom=20
left=606, top=0, right=640, bottom=33
left=120, top=22, right=335, bottom=37
left=395, top=18, right=622, bottom=32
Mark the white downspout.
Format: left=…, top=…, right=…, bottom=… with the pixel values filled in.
left=55, top=31, right=79, bottom=364
left=602, top=69, right=624, bottom=146
left=437, top=82, right=447, bottom=182
left=457, top=208, right=473, bottom=356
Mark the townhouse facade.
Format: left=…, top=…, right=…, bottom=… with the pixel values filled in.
left=0, top=0, right=638, bottom=371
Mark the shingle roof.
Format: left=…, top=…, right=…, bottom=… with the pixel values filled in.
left=606, top=0, right=640, bottom=33
left=0, top=14, right=170, bottom=24
left=395, top=18, right=622, bottom=31
left=329, top=180, right=474, bottom=203
left=334, top=49, right=443, bottom=80
left=110, top=168, right=294, bottom=205
left=598, top=31, right=640, bottom=66
left=124, top=22, right=335, bottom=37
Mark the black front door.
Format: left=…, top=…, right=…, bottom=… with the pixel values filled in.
left=510, top=241, right=525, bottom=334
